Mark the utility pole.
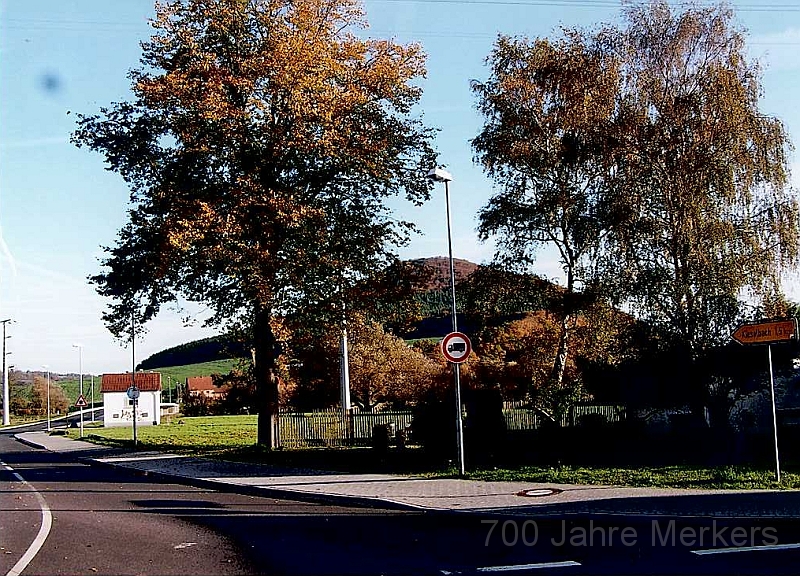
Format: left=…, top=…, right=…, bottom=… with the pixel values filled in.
left=1, top=319, right=11, bottom=426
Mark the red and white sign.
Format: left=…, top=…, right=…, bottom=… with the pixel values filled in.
left=441, top=332, right=472, bottom=364
left=731, top=319, right=797, bottom=346
left=75, top=394, right=88, bottom=408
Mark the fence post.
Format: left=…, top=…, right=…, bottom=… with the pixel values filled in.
left=347, top=408, right=354, bottom=446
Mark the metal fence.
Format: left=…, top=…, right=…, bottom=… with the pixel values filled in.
left=278, top=409, right=414, bottom=448
left=277, top=403, right=626, bottom=448
left=503, top=406, right=542, bottom=430
left=503, top=402, right=626, bottom=429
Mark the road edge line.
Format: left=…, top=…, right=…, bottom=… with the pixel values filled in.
left=692, top=542, right=800, bottom=555
left=476, top=560, right=582, bottom=572
left=2, top=460, right=53, bottom=576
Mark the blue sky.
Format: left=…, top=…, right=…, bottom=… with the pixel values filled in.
left=2, top=0, right=800, bottom=373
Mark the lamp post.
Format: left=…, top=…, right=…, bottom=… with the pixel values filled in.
left=42, top=365, right=51, bottom=431
left=72, top=343, right=84, bottom=437
left=427, top=167, right=466, bottom=476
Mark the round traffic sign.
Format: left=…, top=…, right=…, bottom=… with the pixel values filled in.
left=127, top=386, right=140, bottom=400
left=441, top=332, right=472, bottom=363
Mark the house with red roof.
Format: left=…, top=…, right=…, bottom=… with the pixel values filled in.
left=101, top=372, right=162, bottom=427
left=186, top=376, right=227, bottom=400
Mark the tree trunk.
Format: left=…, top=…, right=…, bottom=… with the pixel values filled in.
left=549, top=266, right=575, bottom=395
left=549, top=312, right=571, bottom=391
left=253, top=306, right=280, bottom=448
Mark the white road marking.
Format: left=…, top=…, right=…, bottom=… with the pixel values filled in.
left=476, top=561, right=582, bottom=572
left=174, top=542, right=197, bottom=550
left=692, top=542, right=800, bottom=555
left=1, top=460, right=53, bottom=576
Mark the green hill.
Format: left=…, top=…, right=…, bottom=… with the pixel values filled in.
left=155, top=358, right=246, bottom=400
left=137, top=335, right=247, bottom=370
left=50, top=359, right=245, bottom=406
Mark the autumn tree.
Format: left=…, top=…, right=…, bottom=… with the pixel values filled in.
left=346, top=315, right=446, bottom=410
left=29, top=377, right=70, bottom=416
left=73, top=0, right=437, bottom=447
left=474, top=304, right=635, bottom=420
left=287, top=314, right=446, bottom=411
left=472, top=29, right=620, bottom=396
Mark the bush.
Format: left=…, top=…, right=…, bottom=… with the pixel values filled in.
left=411, top=396, right=457, bottom=462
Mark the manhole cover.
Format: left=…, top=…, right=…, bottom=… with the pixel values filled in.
left=516, top=488, right=563, bottom=498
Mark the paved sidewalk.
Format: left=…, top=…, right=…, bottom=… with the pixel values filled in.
left=13, top=431, right=800, bottom=518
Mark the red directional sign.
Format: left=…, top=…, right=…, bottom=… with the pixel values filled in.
left=75, top=394, right=88, bottom=408
left=731, top=319, right=798, bottom=346
left=441, top=332, right=472, bottom=364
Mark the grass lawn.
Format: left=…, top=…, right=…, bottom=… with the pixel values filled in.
left=76, top=415, right=258, bottom=453
left=68, top=415, right=441, bottom=473
left=445, top=464, right=798, bottom=490
left=2, top=415, right=50, bottom=427
left=67, top=415, right=799, bottom=488
left=56, top=377, right=102, bottom=406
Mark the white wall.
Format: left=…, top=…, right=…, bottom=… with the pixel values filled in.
left=103, top=391, right=161, bottom=427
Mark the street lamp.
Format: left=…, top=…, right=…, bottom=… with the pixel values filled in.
left=42, top=365, right=51, bottom=431
left=427, top=167, right=466, bottom=476
left=72, top=343, right=84, bottom=437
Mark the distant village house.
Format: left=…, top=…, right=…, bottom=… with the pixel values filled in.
left=186, top=376, right=227, bottom=400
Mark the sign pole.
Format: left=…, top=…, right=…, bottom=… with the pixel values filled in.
left=768, top=344, right=781, bottom=483
left=132, top=312, right=138, bottom=448
left=731, top=317, right=795, bottom=483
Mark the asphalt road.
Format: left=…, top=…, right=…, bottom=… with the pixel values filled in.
left=3, top=428, right=800, bottom=575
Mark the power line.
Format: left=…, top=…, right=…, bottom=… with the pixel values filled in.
left=4, top=0, right=800, bottom=30
left=371, top=0, right=800, bottom=10
left=5, top=2, right=800, bottom=41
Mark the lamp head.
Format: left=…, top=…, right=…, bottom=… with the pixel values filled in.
left=427, top=167, right=453, bottom=183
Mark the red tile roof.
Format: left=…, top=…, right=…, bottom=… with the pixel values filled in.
left=101, top=372, right=161, bottom=393
left=186, top=376, right=215, bottom=391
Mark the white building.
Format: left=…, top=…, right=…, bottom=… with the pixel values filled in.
left=101, top=372, right=162, bottom=427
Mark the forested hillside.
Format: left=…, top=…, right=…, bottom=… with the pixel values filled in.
left=137, top=336, right=248, bottom=370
